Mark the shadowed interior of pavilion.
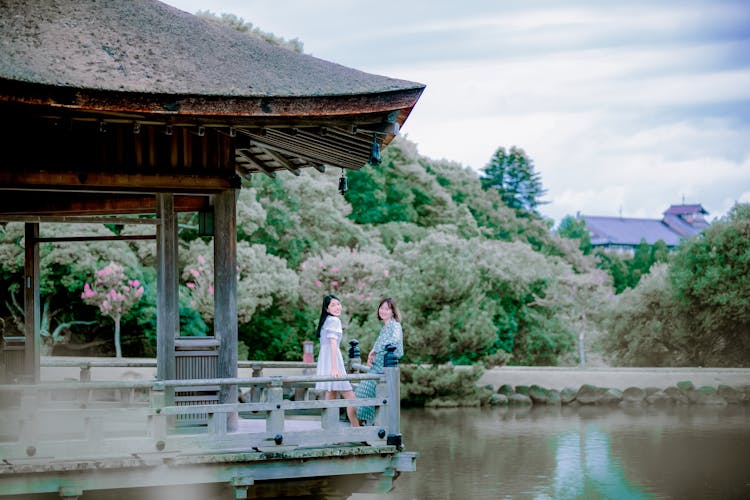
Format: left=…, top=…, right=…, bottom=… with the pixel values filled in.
left=0, top=0, right=423, bottom=497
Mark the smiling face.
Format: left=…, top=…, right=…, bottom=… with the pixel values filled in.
left=378, top=300, right=393, bottom=322
left=327, top=298, right=342, bottom=317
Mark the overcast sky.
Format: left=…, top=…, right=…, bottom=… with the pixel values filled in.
left=163, top=0, right=750, bottom=225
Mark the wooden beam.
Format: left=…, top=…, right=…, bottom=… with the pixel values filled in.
left=235, top=150, right=275, bottom=179
left=0, top=192, right=211, bottom=217
left=0, top=215, right=160, bottom=225
left=0, top=171, right=237, bottom=194
left=35, top=235, right=155, bottom=243
left=263, top=149, right=302, bottom=176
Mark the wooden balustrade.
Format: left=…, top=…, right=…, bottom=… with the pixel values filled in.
left=0, top=370, right=400, bottom=462
left=39, top=357, right=317, bottom=381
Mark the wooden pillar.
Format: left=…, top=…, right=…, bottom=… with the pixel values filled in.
left=214, top=190, right=238, bottom=406
left=156, top=193, right=178, bottom=382
left=23, top=223, right=40, bottom=383
left=384, top=344, right=402, bottom=449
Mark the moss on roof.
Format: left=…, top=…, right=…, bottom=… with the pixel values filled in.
left=0, top=0, right=423, bottom=98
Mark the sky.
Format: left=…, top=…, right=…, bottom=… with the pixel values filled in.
left=162, top=0, right=750, bottom=225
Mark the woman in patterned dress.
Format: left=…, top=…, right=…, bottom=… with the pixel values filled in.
left=355, top=298, right=404, bottom=425
left=314, top=294, right=359, bottom=427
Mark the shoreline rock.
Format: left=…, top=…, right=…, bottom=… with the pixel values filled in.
left=482, top=380, right=750, bottom=408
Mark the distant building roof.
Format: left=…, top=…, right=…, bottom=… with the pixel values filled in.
left=664, top=204, right=708, bottom=216
left=582, top=216, right=684, bottom=247
left=581, top=204, right=709, bottom=248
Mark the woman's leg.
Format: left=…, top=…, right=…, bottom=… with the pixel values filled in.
left=341, top=390, right=360, bottom=427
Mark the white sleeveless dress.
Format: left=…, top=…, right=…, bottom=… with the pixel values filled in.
left=315, top=316, right=352, bottom=392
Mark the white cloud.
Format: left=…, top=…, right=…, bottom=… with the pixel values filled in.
left=163, top=0, right=750, bottom=226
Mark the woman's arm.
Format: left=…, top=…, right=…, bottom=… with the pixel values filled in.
left=388, top=322, right=404, bottom=358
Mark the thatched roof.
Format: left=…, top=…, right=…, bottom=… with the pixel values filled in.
left=0, top=0, right=424, bottom=207
left=0, top=0, right=423, bottom=98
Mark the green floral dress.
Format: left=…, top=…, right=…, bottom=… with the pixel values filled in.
left=355, top=320, right=403, bottom=424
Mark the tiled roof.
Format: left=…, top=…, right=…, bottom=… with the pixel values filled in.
left=662, top=214, right=709, bottom=237
left=582, top=216, right=684, bottom=247
left=582, top=203, right=711, bottom=248
left=664, top=204, right=708, bottom=215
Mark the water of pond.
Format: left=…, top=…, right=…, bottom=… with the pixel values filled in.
left=377, top=405, right=750, bottom=500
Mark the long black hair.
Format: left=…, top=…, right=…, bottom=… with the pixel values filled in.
left=316, top=294, right=340, bottom=338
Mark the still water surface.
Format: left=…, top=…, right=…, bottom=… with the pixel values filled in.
left=381, top=405, right=750, bottom=500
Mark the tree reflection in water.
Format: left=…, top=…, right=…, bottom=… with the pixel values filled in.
left=552, top=426, right=647, bottom=499
left=380, top=406, right=750, bottom=500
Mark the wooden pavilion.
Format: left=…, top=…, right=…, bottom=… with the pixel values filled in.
left=0, top=0, right=423, bottom=497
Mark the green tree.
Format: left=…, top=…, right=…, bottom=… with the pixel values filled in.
left=480, top=146, right=547, bottom=215
left=669, top=203, right=750, bottom=365
left=601, top=263, right=691, bottom=366
left=557, top=215, right=593, bottom=255
left=345, top=139, right=465, bottom=230
left=182, top=239, right=298, bottom=327
left=248, top=171, right=372, bottom=267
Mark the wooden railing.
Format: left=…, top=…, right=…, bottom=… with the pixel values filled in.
left=38, top=357, right=316, bottom=381
left=0, top=339, right=404, bottom=463
left=0, top=370, right=402, bottom=462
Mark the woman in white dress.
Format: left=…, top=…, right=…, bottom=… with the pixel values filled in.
left=315, top=294, right=359, bottom=426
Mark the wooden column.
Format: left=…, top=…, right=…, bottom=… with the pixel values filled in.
left=23, top=223, right=40, bottom=383
left=156, top=194, right=178, bottom=382
left=214, top=190, right=238, bottom=407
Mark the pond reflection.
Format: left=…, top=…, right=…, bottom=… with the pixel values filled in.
left=379, top=405, right=750, bottom=500
left=551, top=428, right=646, bottom=499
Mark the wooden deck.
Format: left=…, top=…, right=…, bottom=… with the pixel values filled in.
left=0, top=361, right=415, bottom=499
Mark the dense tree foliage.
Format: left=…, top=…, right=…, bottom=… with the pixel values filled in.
left=669, top=204, right=750, bottom=365
left=601, top=204, right=750, bottom=366
left=557, top=215, right=592, bottom=255
left=0, top=138, right=604, bottom=371
left=2, top=133, right=743, bottom=388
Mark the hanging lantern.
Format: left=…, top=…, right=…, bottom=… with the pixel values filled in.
left=369, top=135, right=381, bottom=165
left=338, top=168, right=348, bottom=195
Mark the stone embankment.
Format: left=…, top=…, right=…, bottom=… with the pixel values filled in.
left=484, top=380, right=750, bottom=407
left=475, top=365, right=750, bottom=408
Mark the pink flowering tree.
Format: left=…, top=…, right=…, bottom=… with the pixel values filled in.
left=183, top=254, right=215, bottom=324
left=81, top=262, right=144, bottom=357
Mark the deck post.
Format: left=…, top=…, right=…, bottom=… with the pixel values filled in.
left=383, top=344, right=401, bottom=449
left=79, top=362, right=91, bottom=382
left=19, top=389, right=38, bottom=454
left=149, top=382, right=168, bottom=448
left=58, top=486, right=83, bottom=499
left=249, top=363, right=263, bottom=402
left=23, top=223, right=40, bottom=383
left=156, top=194, right=178, bottom=390
left=214, top=189, right=238, bottom=430
left=231, top=475, right=255, bottom=500
left=267, top=377, right=284, bottom=435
